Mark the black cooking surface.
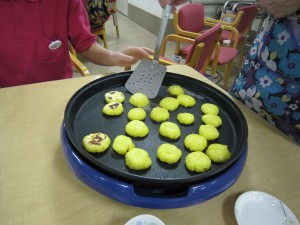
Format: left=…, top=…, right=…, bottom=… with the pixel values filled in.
left=64, top=72, right=248, bottom=186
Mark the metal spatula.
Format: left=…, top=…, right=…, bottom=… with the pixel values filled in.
left=125, top=3, right=172, bottom=99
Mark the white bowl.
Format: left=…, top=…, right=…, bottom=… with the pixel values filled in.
left=235, top=191, right=299, bottom=225
left=125, top=214, right=165, bottom=225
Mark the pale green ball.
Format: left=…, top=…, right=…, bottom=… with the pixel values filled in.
left=159, top=121, right=181, bottom=139
left=185, top=151, right=211, bottom=173
left=125, top=148, right=152, bottom=170
left=128, top=108, right=146, bottom=121
left=177, top=112, right=195, bottom=125
left=129, top=93, right=149, bottom=108
left=150, top=107, right=170, bottom=122
left=112, top=135, right=135, bottom=155
left=159, top=97, right=180, bottom=111
left=199, top=124, right=219, bottom=140
left=167, top=85, right=184, bottom=96
left=184, top=133, right=207, bottom=152
left=157, top=143, right=182, bottom=164
left=206, top=143, right=231, bottom=163
left=177, top=94, right=196, bottom=108
left=201, top=103, right=219, bottom=115
left=202, top=114, right=222, bottom=127
left=125, top=120, right=149, bottom=137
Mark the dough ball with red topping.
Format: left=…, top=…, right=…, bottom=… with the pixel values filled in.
left=105, top=91, right=125, bottom=103
left=82, top=132, right=111, bottom=153
left=103, top=102, right=124, bottom=116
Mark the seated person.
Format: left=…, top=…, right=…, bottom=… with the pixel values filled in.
left=229, top=0, right=300, bottom=144
left=85, top=0, right=110, bottom=28
left=0, top=0, right=152, bottom=87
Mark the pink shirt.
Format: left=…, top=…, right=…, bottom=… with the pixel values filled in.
left=0, top=0, right=96, bottom=87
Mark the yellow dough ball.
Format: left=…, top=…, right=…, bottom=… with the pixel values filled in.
left=112, top=135, right=135, bottom=155
left=82, top=132, right=111, bottom=153
left=150, top=107, right=170, bottom=122
left=157, top=143, right=182, bottom=164
left=129, top=93, right=149, bottom=108
left=206, top=143, right=231, bottom=163
left=184, top=133, right=207, bottom=152
left=167, top=85, right=184, bottom=96
left=185, top=151, right=211, bottom=173
left=202, top=114, right=222, bottom=127
left=159, top=121, right=181, bottom=139
left=201, top=103, right=219, bottom=115
left=177, top=94, right=196, bottom=108
left=159, top=97, right=180, bottom=111
left=105, top=91, right=125, bottom=103
left=177, top=112, right=195, bottom=125
left=128, top=108, right=146, bottom=121
left=125, top=120, right=149, bottom=137
left=125, top=148, right=152, bottom=170
left=103, top=102, right=124, bottom=116
left=199, top=124, right=219, bottom=141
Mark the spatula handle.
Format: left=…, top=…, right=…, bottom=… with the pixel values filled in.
left=152, top=2, right=172, bottom=62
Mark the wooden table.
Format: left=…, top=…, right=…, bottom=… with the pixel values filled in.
left=1, top=65, right=299, bottom=225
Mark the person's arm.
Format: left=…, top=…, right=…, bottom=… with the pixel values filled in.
left=69, top=0, right=153, bottom=68
left=258, top=0, right=300, bottom=18
left=158, top=0, right=189, bottom=12
left=80, top=43, right=153, bottom=67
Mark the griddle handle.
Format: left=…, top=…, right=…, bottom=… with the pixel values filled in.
left=133, top=184, right=189, bottom=198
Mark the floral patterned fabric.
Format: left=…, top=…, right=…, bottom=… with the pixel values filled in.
left=229, top=11, right=300, bottom=144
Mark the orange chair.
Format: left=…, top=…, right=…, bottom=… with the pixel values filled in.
left=107, top=0, right=119, bottom=37
left=156, top=23, right=222, bottom=74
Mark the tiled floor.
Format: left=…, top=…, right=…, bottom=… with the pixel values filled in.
left=73, top=12, right=243, bottom=90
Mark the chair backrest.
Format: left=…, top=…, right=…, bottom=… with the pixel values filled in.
left=235, top=5, right=258, bottom=37
left=174, top=3, right=205, bottom=37
left=185, top=23, right=222, bottom=73
left=86, top=0, right=111, bottom=27
left=69, top=51, right=90, bottom=77
left=107, top=0, right=117, bottom=14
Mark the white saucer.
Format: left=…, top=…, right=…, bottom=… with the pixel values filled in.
left=125, top=214, right=165, bottom=225
left=235, top=191, right=299, bottom=225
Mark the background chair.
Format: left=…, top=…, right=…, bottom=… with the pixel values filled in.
left=209, top=25, right=239, bottom=89
left=205, top=3, right=259, bottom=67
left=90, top=24, right=109, bottom=49
left=174, top=21, right=239, bottom=89
left=86, top=0, right=111, bottom=48
left=69, top=52, right=91, bottom=77
left=157, top=23, right=222, bottom=74
left=172, top=3, right=239, bottom=87
left=173, top=3, right=208, bottom=55
left=107, top=0, right=120, bottom=37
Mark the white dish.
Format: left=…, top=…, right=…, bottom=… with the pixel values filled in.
left=235, top=191, right=299, bottom=225
left=125, top=214, right=165, bottom=225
